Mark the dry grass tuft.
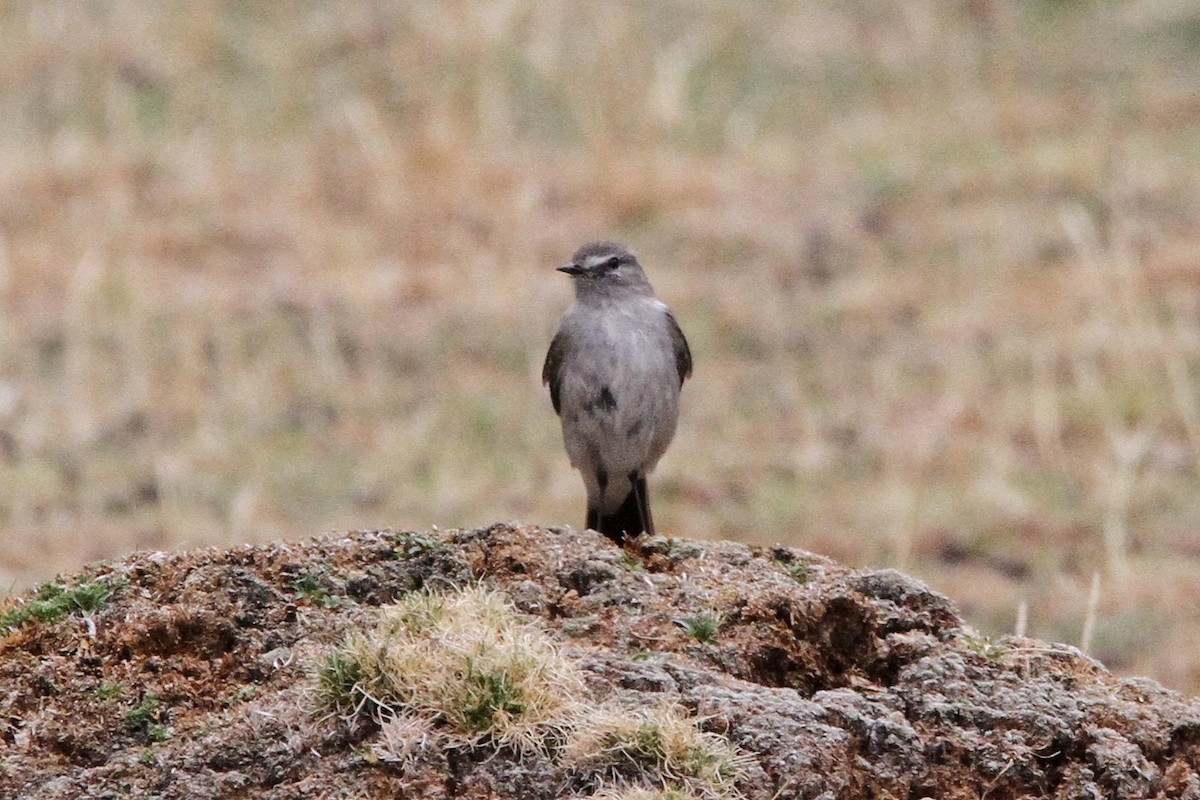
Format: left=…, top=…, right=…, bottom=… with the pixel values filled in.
left=586, top=787, right=704, bottom=800
left=314, top=586, right=749, bottom=792
left=565, top=704, right=749, bottom=798
left=317, top=586, right=588, bottom=755
left=372, top=709, right=438, bottom=768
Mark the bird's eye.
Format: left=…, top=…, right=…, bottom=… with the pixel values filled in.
left=605, top=256, right=620, bottom=269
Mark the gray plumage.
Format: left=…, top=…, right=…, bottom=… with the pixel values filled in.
left=543, top=241, right=692, bottom=542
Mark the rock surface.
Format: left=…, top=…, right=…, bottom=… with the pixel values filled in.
left=2, top=523, right=1199, bottom=799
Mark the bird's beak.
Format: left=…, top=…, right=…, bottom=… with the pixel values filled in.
left=557, top=263, right=585, bottom=275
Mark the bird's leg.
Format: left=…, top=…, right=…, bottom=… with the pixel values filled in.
left=594, top=469, right=608, bottom=538
left=627, top=471, right=654, bottom=536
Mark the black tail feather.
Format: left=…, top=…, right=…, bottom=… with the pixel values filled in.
left=587, top=474, right=654, bottom=544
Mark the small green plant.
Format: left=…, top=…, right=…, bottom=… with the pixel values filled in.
left=963, top=632, right=1007, bottom=661
left=292, top=574, right=327, bottom=601
left=394, top=531, right=444, bottom=559
left=138, top=749, right=158, bottom=766
left=292, top=574, right=344, bottom=608
left=92, top=682, right=123, bottom=701
left=125, top=694, right=162, bottom=734
left=315, top=650, right=367, bottom=717
left=677, top=614, right=722, bottom=645
left=619, top=552, right=644, bottom=572
left=0, top=579, right=121, bottom=631
left=785, top=562, right=813, bottom=585
left=459, top=656, right=527, bottom=732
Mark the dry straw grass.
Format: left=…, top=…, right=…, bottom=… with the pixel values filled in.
left=2, top=3, right=1200, bottom=690
left=586, top=787, right=704, bottom=800
left=564, top=704, right=749, bottom=799
left=316, top=586, right=748, bottom=797
left=318, top=586, right=588, bottom=755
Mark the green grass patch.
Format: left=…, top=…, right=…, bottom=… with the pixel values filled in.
left=677, top=614, right=722, bottom=645
left=315, top=650, right=368, bottom=717
left=459, top=655, right=527, bottom=733
left=619, top=552, right=645, bottom=572
left=393, top=531, right=444, bottom=559
left=92, top=682, right=123, bottom=701
left=0, top=579, right=121, bottom=632
left=291, top=574, right=345, bottom=608
left=125, top=693, right=164, bottom=736
left=962, top=632, right=1007, bottom=662
left=780, top=561, right=814, bottom=585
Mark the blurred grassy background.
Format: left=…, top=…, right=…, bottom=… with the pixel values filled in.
left=2, top=0, right=1200, bottom=690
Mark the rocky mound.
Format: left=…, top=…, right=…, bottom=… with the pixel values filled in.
left=2, top=523, right=1199, bottom=799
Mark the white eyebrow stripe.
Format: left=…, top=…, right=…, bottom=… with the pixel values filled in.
left=585, top=254, right=615, bottom=268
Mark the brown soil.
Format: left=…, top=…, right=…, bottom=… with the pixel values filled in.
left=3, top=524, right=1199, bottom=799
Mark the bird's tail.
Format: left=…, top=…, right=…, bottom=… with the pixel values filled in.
left=587, top=474, right=654, bottom=544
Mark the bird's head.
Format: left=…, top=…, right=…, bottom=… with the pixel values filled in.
left=557, top=241, right=653, bottom=297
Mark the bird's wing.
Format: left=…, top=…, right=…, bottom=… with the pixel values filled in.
left=666, top=310, right=692, bottom=385
left=542, top=329, right=568, bottom=415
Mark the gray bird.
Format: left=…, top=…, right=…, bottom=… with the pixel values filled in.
left=543, top=241, right=692, bottom=543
